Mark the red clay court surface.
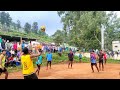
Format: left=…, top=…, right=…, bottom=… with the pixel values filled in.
left=0, top=63, right=120, bottom=79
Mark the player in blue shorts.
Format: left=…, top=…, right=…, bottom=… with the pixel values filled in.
left=35, top=50, right=42, bottom=75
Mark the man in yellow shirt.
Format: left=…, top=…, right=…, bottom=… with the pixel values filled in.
left=0, top=50, right=8, bottom=79
left=21, top=47, right=41, bottom=79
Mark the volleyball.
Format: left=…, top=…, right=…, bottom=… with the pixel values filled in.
left=40, top=26, right=46, bottom=32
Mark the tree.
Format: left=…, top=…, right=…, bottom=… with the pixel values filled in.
left=0, top=12, right=12, bottom=31
left=32, top=22, right=38, bottom=34
left=57, top=11, right=120, bottom=50
left=17, top=20, right=21, bottom=31
left=11, top=21, right=17, bottom=30
left=0, top=12, right=6, bottom=30
left=5, top=12, right=12, bottom=31
left=52, top=30, right=64, bottom=45
left=24, top=22, right=31, bottom=33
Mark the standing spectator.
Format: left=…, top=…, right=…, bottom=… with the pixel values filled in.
left=28, top=41, right=32, bottom=51
left=1, top=39, right=6, bottom=50
left=111, top=51, right=114, bottom=57
left=17, top=42, right=21, bottom=51
left=117, top=51, right=119, bottom=57
left=0, top=36, right=2, bottom=52
left=22, top=41, right=25, bottom=50
left=5, top=40, right=10, bottom=50
left=13, top=41, right=17, bottom=56
left=79, top=52, right=82, bottom=63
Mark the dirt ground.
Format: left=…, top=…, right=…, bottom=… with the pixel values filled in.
left=0, top=63, right=120, bottom=79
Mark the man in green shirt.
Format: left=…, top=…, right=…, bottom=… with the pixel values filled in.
left=0, top=36, right=2, bottom=43
left=0, top=36, right=3, bottom=53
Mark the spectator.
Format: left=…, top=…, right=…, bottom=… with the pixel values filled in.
left=6, top=49, right=11, bottom=59
left=10, top=49, right=15, bottom=55
left=8, top=54, right=16, bottom=67
left=79, top=52, right=82, bottom=63
left=13, top=41, right=17, bottom=56
left=5, top=40, right=10, bottom=50
left=0, top=36, right=2, bottom=52
left=1, top=39, right=6, bottom=50
left=28, top=41, right=32, bottom=51
left=22, top=41, right=25, bottom=50
left=17, top=42, right=21, bottom=51
left=17, top=50, right=21, bottom=61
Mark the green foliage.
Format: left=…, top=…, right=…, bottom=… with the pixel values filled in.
left=17, top=20, right=21, bottom=31
left=52, top=30, right=64, bottom=45
left=24, top=22, right=31, bottom=33
left=32, top=22, right=38, bottom=34
left=57, top=11, right=120, bottom=50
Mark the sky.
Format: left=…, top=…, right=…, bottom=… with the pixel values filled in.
left=1, top=11, right=120, bottom=36
left=3, top=11, right=63, bottom=36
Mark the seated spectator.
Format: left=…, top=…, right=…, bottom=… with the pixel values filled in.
left=8, top=54, right=16, bottom=67
left=6, top=49, right=11, bottom=58
left=10, top=49, right=15, bottom=55
left=17, top=50, right=21, bottom=61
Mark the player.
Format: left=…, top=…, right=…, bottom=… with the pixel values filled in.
left=90, top=51, right=99, bottom=73
left=68, top=50, right=74, bottom=68
left=21, top=47, right=41, bottom=79
left=0, top=50, right=8, bottom=79
left=98, top=50, right=104, bottom=71
left=35, top=49, right=42, bottom=76
left=46, top=50, right=52, bottom=70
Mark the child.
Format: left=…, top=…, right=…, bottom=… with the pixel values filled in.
left=79, top=52, right=82, bottom=63
left=46, top=50, right=52, bottom=70
left=90, top=51, right=99, bottom=73
left=35, top=50, right=42, bottom=75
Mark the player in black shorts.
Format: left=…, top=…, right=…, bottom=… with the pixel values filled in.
left=98, top=50, right=104, bottom=71
left=0, top=50, right=8, bottom=79
left=68, top=50, right=74, bottom=68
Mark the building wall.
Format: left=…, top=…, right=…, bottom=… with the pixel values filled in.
left=112, top=41, right=120, bottom=51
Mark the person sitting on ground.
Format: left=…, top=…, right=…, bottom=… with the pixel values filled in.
left=13, top=55, right=20, bottom=66
left=17, top=50, right=21, bottom=61
left=8, top=54, right=16, bottom=67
